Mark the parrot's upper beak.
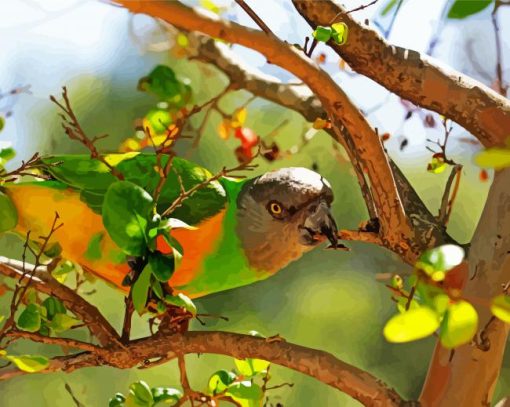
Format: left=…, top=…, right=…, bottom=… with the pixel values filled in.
left=298, top=199, right=339, bottom=248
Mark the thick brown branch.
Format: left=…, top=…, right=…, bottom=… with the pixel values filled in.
left=0, top=331, right=407, bottom=406
left=291, top=0, right=510, bottom=148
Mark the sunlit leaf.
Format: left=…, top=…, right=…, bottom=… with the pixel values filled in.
left=129, top=381, right=153, bottom=405
left=383, top=307, right=439, bottom=343
left=49, top=313, right=81, bottom=333
left=440, top=300, right=478, bottom=348
left=51, top=260, right=75, bottom=284
left=312, top=26, right=332, bottom=42
left=208, top=370, right=237, bottom=394
left=0, top=147, right=16, bottom=163
left=491, top=295, right=510, bottom=323
left=152, top=387, right=182, bottom=406
left=474, top=148, right=510, bottom=170
left=109, top=393, right=126, bottom=407
left=0, top=116, right=4, bottom=132
left=17, top=304, right=41, bottom=332
left=416, top=244, right=465, bottom=276
left=331, top=22, right=348, bottom=45
left=226, top=381, right=263, bottom=407
left=132, top=264, right=153, bottom=314
left=119, top=138, right=142, bottom=153
left=427, top=157, right=447, bottom=174
left=6, top=354, right=49, bottom=372
left=200, top=0, right=221, bottom=14
left=234, top=358, right=270, bottom=377
left=143, top=108, right=173, bottom=137
left=103, top=181, right=153, bottom=256
left=447, top=0, right=492, bottom=19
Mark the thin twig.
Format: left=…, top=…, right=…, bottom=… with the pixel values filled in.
left=234, top=0, right=274, bottom=35
left=438, top=164, right=462, bottom=225
left=50, top=87, right=124, bottom=180
left=161, top=150, right=258, bottom=217
left=6, top=330, right=103, bottom=354
left=492, top=0, right=507, bottom=96
left=64, top=382, right=86, bottom=407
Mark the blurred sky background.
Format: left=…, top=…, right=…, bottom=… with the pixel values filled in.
left=0, top=0, right=509, bottom=406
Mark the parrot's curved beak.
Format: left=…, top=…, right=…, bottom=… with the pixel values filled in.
left=298, top=199, right=339, bottom=248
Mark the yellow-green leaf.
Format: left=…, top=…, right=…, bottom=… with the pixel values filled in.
left=6, top=354, right=49, bottom=373
left=491, top=295, right=510, bottom=323
left=440, top=300, right=478, bottom=348
left=383, top=307, right=439, bottom=343
left=208, top=370, right=237, bottom=395
left=474, top=148, right=510, bottom=170
left=234, top=358, right=270, bottom=377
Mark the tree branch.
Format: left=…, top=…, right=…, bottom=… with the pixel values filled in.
left=0, top=258, right=121, bottom=348
left=0, top=330, right=408, bottom=406
left=184, top=31, right=456, bottom=255
left=291, top=0, right=510, bottom=148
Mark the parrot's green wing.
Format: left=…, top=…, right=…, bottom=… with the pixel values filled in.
left=40, top=153, right=227, bottom=225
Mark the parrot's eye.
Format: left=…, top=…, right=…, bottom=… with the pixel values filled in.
left=267, top=201, right=284, bottom=218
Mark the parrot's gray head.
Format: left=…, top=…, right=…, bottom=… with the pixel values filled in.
left=236, top=167, right=338, bottom=274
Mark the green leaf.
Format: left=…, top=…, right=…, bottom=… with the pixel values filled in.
left=0, top=116, right=4, bottom=132
left=383, top=307, right=439, bottom=343
left=109, top=393, right=126, bottom=407
left=48, top=313, right=81, bottom=333
left=0, top=190, right=18, bottom=232
left=447, top=0, right=493, bottom=19
left=234, top=358, right=270, bottom=377
left=440, top=300, right=478, bottom=348
left=164, top=293, right=197, bottom=316
left=6, top=354, right=49, bottom=372
left=17, top=304, right=41, bottom=332
left=396, top=296, right=420, bottom=313
left=226, top=381, right=263, bottom=407
left=151, top=278, right=164, bottom=300
left=331, top=22, right=348, bottom=45
left=132, top=264, right=153, bottom=314
left=103, top=181, right=153, bottom=256
left=381, top=0, right=398, bottom=16
left=491, top=295, right=510, bottom=323
left=152, top=387, right=182, bottom=406
left=144, top=108, right=173, bottom=136
left=51, top=260, right=75, bottom=284
left=208, top=370, right=237, bottom=395
left=129, top=381, right=154, bottom=405
left=474, top=148, right=510, bottom=170
left=138, top=65, right=192, bottom=107
left=43, top=242, right=62, bottom=258
left=148, top=251, right=175, bottom=282
left=312, top=26, right=332, bottom=42
left=416, top=244, right=464, bottom=276
left=0, top=147, right=16, bottom=163
left=42, top=297, right=66, bottom=320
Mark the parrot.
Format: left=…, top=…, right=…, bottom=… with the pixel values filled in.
left=1, top=153, right=339, bottom=299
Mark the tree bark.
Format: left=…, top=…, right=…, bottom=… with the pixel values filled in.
left=291, top=0, right=510, bottom=148
left=420, top=168, right=510, bottom=406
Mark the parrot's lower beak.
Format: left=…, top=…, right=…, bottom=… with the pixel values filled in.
left=298, top=200, right=339, bottom=248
